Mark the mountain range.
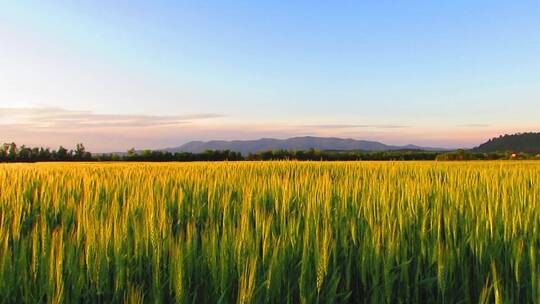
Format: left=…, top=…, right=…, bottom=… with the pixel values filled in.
left=165, top=136, right=445, bottom=155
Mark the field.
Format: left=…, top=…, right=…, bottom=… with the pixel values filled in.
left=1, top=161, right=539, bottom=303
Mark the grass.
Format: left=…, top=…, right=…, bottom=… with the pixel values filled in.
left=0, top=161, right=539, bottom=303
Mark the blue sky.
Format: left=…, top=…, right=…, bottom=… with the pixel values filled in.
left=1, top=1, right=539, bottom=151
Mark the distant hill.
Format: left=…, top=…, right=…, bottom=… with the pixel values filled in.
left=474, top=132, right=540, bottom=153
left=166, top=136, right=444, bottom=155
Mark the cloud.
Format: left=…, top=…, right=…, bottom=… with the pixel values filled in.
left=1, top=106, right=530, bottom=152
left=459, top=123, right=491, bottom=128
left=298, top=124, right=409, bottom=129
left=0, top=106, right=224, bottom=130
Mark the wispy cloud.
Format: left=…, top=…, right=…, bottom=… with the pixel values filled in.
left=459, top=123, right=491, bottom=128
left=297, top=124, right=409, bottom=129
left=0, top=106, right=530, bottom=152
left=0, top=106, right=224, bottom=129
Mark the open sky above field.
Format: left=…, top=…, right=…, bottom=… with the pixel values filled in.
left=1, top=1, right=539, bottom=152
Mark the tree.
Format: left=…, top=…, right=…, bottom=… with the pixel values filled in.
left=127, top=148, right=136, bottom=158
left=17, top=145, right=31, bottom=161
left=38, top=147, right=51, bottom=161
left=74, top=143, right=91, bottom=160
left=56, top=146, right=68, bottom=161
left=75, top=143, right=85, bottom=159
left=8, top=142, right=17, bottom=161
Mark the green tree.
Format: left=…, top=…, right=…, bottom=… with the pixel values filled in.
left=56, top=146, right=68, bottom=161
left=74, top=143, right=91, bottom=160
left=127, top=148, right=136, bottom=158
left=8, top=142, right=17, bottom=161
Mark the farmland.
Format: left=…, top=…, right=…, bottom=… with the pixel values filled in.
left=1, top=161, right=539, bottom=303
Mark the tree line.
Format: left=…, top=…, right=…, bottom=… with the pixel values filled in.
left=1, top=142, right=442, bottom=162
left=245, top=149, right=440, bottom=161
left=53, top=147, right=441, bottom=162
left=0, top=143, right=92, bottom=162
left=435, top=149, right=540, bottom=161
left=2, top=142, right=538, bottom=163
left=474, top=132, right=540, bottom=153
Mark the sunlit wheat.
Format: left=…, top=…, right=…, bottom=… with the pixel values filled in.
left=0, top=161, right=539, bottom=303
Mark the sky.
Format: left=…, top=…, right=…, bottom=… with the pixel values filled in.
left=1, top=1, right=539, bottom=152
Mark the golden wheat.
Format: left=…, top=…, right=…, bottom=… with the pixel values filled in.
left=0, top=161, right=539, bottom=303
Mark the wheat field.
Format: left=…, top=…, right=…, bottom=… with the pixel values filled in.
left=0, top=161, right=539, bottom=303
